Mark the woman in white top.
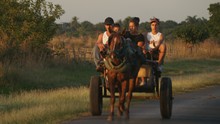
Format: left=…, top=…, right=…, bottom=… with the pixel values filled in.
left=145, top=17, right=166, bottom=71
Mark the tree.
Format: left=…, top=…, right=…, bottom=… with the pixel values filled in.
left=122, top=16, right=132, bottom=29
left=79, top=21, right=95, bottom=36
left=160, top=20, right=178, bottom=39
left=208, top=2, right=220, bottom=38
left=0, top=0, right=64, bottom=65
left=174, top=16, right=209, bottom=45
left=70, top=16, right=80, bottom=36
left=139, top=22, right=149, bottom=33
left=95, top=22, right=105, bottom=33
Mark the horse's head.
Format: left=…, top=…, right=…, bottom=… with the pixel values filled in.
left=108, top=33, right=125, bottom=65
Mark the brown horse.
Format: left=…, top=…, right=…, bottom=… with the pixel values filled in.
left=104, top=33, right=141, bottom=121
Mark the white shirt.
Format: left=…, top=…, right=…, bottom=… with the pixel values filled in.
left=102, top=31, right=109, bottom=45
left=146, top=32, right=163, bottom=49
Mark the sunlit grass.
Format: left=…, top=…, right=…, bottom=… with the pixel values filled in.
left=0, top=70, right=219, bottom=123
left=0, top=58, right=220, bottom=123
left=172, top=73, right=220, bottom=93
left=0, top=63, right=97, bottom=93
left=163, top=58, right=220, bottom=93
left=0, top=87, right=90, bottom=123
left=0, top=53, right=220, bottom=123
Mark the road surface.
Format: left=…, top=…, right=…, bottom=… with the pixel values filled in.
left=63, top=85, right=220, bottom=124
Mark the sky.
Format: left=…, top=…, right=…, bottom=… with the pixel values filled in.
left=46, top=0, right=220, bottom=24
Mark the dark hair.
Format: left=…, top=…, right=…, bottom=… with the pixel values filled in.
left=113, top=23, right=120, bottom=28
left=130, top=17, right=140, bottom=26
left=104, top=17, right=114, bottom=25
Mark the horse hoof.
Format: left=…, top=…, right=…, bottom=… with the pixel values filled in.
left=119, top=105, right=125, bottom=112
left=107, top=116, right=113, bottom=121
left=125, top=113, right=130, bottom=120
left=117, top=111, right=123, bottom=117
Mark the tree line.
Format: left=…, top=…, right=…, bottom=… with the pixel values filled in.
left=56, top=2, right=220, bottom=45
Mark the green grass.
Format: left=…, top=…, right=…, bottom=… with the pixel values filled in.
left=0, top=87, right=90, bottom=123
left=0, top=63, right=97, bottom=94
left=0, top=58, right=220, bottom=123
left=163, top=58, right=220, bottom=93
left=163, top=58, right=220, bottom=76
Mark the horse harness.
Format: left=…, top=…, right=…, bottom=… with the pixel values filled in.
left=103, top=36, right=133, bottom=73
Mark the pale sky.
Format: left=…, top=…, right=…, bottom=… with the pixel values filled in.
left=47, top=0, right=220, bottom=24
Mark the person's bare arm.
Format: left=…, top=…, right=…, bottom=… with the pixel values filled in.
left=151, top=33, right=164, bottom=51
left=138, top=41, right=147, bottom=55
left=142, top=32, right=149, bottom=54
left=137, top=41, right=145, bottom=49
left=96, top=33, right=105, bottom=51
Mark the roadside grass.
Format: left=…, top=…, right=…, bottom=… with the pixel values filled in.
left=0, top=63, right=97, bottom=94
left=163, top=58, right=220, bottom=93
left=171, top=72, right=220, bottom=93
left=0, top=87, right=90, bottom=124
left=0, top=58, right=220, bottom=123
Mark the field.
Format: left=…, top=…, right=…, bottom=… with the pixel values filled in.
left=0, top=38, right=220, bottom=123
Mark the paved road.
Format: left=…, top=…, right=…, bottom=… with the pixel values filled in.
left=63, top=85, right=220, bottom=124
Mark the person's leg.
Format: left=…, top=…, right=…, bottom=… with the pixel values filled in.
left=92, top=44, right=101, bottom=67
left=140, top=77, right=146, bottom=86
left=158, top=43, right=166, bottom=65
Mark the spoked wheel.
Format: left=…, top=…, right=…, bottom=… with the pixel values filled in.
left=89, top=76, right=103, bottom=116
left=160, top=77, right=173, bottom=119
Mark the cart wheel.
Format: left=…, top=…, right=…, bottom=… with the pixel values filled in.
left=160, top=77, right=173, bottom=119
left=90, top=76, right=103, bottom=116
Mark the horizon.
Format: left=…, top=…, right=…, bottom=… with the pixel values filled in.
left=47, top=0, right=220, bottom=24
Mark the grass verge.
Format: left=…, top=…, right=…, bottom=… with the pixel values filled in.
left=0, top=58, right=219, bottom=123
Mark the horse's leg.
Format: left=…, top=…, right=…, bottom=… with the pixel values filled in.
left=107, top=79, right=115, bottom=121
left=125, top=78, right=135, bottom=119
left=121, top=80, right=127, bottom=112
left=117, top=82, right=123, bottom=117
left=118, top=80, right=127, bottom=117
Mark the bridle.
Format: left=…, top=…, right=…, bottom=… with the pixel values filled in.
left=108, top=34, right=125, bottom=61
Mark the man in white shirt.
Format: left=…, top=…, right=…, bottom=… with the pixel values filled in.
left=92, top=17, right=114, bottom=72
left=145, top=17, right=166, bottom=72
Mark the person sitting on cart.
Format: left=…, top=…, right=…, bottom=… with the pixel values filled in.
left=124, top=17, right=146, bottom=86
left=124, top=17, right=146, bottom=63
left=112, top=23, right=121, bottom=33
left=145, top=17, right=166, bottom=73
left=92, top=17, right=114, bottom=72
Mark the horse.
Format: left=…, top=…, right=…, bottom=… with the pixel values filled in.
left=104, top=32, right=142, bottom=121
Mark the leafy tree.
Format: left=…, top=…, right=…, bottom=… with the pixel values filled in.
left=94, top=22, right=105, bottom=33
left=69, top=16, right=80, bottom=37
left=160, top=20, right=178, bottom=39
left=139, top=22, right=149, bottom=33
left=174, top=16, right=209, bottom=44
left=208, top=2, right=220, bottom=38
left=79, top=21, right=95, bottom=36
left=71, top=16, right=80, bottom=30
left=0, top=0, right=64, bottom=64
left=122, top=16, right=132, bottom=29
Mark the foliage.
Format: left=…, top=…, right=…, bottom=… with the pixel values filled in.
left=56, top=16, right=97, bottom=38
left=173, top=16, right=209, bottom=44
left=208, top=2, right=220, bottom=38
left=122, top=16, right=132, bottom=29
left=159, top=20, right=178, bottom=39
left=56, top=16, right=180, bottom=41
left=0, top=0, right=64, bottom=65
left=54, top=2, right=220, bottom=43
